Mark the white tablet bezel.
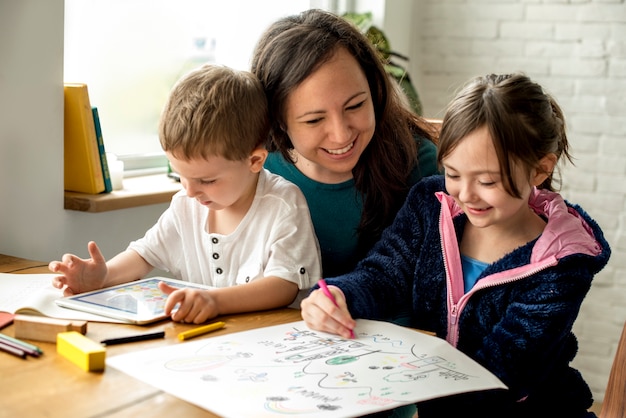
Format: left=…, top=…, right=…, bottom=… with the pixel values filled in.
left=55, top=277, right=213, bottom=324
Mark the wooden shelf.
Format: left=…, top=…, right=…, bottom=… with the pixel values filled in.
left=64, top=174, right=182, bottom=212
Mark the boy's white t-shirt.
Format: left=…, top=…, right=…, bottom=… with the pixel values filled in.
left=128, top=169, right=321, bottom=302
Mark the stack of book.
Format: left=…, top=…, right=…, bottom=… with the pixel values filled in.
left=63, top=83, right=112, bottom=194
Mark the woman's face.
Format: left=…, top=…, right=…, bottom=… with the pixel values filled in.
left=283, top=47, right=376, bottom=184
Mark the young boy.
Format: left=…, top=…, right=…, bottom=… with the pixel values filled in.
left=50, top=64, right=322, bottom=324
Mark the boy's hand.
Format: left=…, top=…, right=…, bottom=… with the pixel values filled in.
left=159, top=281, right=218, bottom=324
left=300, top=285, right=356, bottom=339
left=49, top=241, right=108, bottom=296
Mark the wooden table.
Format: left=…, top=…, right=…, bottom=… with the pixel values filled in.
left=0, top=254, right=302, bottom=417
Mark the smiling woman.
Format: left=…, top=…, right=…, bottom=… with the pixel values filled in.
left=282, top=48, right=377, bottom=185
left=63, top=0, right=316, bottom=165
left=254, top=9, right=439, bottom=279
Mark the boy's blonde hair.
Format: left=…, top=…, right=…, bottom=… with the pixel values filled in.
left=159, top=64, right=269, bottom=161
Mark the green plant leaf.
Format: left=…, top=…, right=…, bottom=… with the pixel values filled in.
left=341, top=11, right=422, bottom=115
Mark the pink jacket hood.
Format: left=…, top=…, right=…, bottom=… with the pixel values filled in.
left=436, top=187, right=602, bottom=264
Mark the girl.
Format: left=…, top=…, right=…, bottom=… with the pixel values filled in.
left=301, top=73, right=611, bottom=418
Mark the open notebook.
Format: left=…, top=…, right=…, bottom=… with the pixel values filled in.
left=0, top=273, right=124, bottom=322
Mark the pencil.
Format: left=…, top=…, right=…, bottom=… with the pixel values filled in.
left=177, top=321, right=225, bottom=341
left=100, top=331, right=165, bottom=346
left=0, top=333, right=42, bottom=357
left=317, top=279, right=355, bottom=339
left=0, top=340, right=27, bottom=359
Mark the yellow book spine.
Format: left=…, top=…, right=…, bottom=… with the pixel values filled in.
left=64, top=83, right=105, bottom=194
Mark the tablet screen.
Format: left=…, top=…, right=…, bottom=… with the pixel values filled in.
left=75, top=278, right=169, bottom=314
left=56, top=277, right=213, bottom=324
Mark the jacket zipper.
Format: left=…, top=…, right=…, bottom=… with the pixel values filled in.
left=446, top=258, right=558, bottom=347
left=437, top=196, right=561, bottom=347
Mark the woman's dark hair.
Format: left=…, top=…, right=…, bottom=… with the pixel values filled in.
left=438, top=73, right=572, bottom=196
left=251, top=9, right=434, bottom=253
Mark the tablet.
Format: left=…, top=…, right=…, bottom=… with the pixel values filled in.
left=55, top=277, right=214, bottom=324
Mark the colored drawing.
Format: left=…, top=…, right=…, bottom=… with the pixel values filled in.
left=107, top=319, right=506, bottom=417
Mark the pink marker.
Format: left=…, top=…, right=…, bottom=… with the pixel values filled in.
left=317, top=279, right=355, bottom=339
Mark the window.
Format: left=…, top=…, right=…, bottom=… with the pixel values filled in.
left=64, top=0, right=331, bottom=172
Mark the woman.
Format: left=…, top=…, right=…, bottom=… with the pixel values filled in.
left=251, top=9, right=439, bottom=278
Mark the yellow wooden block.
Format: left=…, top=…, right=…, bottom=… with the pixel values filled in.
left=57, top=331, right=106, bottom=372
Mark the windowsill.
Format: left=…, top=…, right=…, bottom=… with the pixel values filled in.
left=64, top=173, right=182, bottom=212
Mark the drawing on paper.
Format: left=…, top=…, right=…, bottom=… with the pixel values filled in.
left=107, top=320, right=507, bottom=417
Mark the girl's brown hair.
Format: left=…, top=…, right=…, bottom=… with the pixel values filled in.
left=437, top=73, right=572, bottom=197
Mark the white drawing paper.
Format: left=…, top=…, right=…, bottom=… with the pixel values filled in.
left=107, top=319, right=507, bottom=417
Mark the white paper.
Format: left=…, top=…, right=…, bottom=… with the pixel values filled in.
left=0, top=273, right=124, bottom=322
left=107, top=319, right=507, bottom=417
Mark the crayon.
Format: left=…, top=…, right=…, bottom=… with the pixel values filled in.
left=177, top=321, right=225, bottom=341
left=317, top=279, right=355, bottom=339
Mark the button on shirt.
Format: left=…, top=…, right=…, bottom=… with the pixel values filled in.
left=128, top=169, right=322, bottom=292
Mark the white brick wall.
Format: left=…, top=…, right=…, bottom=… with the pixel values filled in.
left=406, top=0, right=626, bottom=403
